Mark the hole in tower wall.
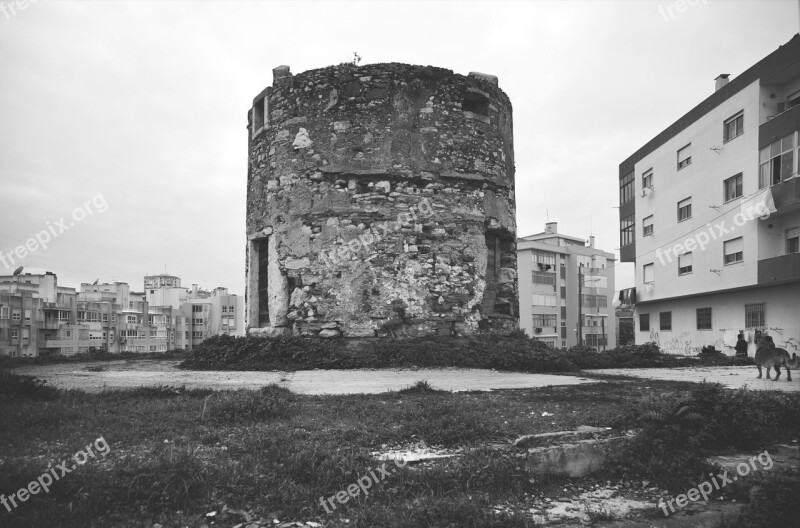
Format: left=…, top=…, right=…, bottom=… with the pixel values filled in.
left=462, top=91, right=489, bottom=117
left=483, top=231, right=515, bottom=316
left=252, top=97, right=268, bottom=136
left=257, top=238, right=270, bottom=327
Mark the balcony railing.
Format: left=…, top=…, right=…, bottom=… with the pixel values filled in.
left=758, top=252, right=800, bottom=285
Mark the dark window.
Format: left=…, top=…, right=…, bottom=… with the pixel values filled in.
left=724, top=173, right=743, bottom=202
left=642, top=169, right=653, bottom=190
left=697, top=307, right=712, bottom=330
left=560, top=265, right=566, bottom=279
left=561, top=326, right=566, bottom=338
left=723, top=112, right=744, bottom=142
left=678, top=252, right=693, bottom=275
left=257, top=238, right=270, bottom=326
left=787, top=227, right=799, bottom=254
left=560, top=306, right=567, bottom=319
left=660, top=311, right=672, bottom=331
left=620, top=213, right=635, bottom=247
left=560, top=286, right=566, bottom=298
left=678, top=197, right=692, bottom=222
left=639, top=313, right=650, bottom=332
left=462, top=90, right=489, bottom=116
left=724, top=237, right=743, bottom=265
left=759, top=134, right=795, bottom=188
left=620, top=171, right=635, bottom=204
left=745, top=303, right=765, bottom=328
left=677, top=144, right=692, bottom=170
left=252, top=97, right=267, bottom=134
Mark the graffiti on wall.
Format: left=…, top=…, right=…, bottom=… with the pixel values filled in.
left=649, top=330, right=694, bottom=355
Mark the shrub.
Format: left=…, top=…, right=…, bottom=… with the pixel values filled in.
left=0, top=370, right=59, bottom=401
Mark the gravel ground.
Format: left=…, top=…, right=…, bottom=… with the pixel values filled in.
left=12, top=359, right=601, bottom=394
left=584, top=365, right=800, bottom=392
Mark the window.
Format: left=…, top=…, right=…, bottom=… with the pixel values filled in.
left=532, top=250, right=556, bottom=268
left=620, top=213, right=635, bottom=247
left=620, top=171, right=635, bottom=204
left=677, top=197, right=692, bottom=222
left=697, top=307, right=712, bottom=330
left=759, top=134, right=795, bottom=188
left=192, top=305, right=203, bottom=313
left=643, top=263, right=654, bottom=284
left=723, top=173, right=743, bottom=202
left=532, top=294, right=556, bottom=307
left=193, top=318, right=204, bottom=325
left=560, top=286, right=566, bottom=298
left=24, top=309, right=31, bottom=322
left=660, top=311, right=672, bottom=331
left=560, top=306, right=567, bottom=319
left=111, top=314, right=116, bottom=324
left=639, top=313, right=650, bottom=331
left=678, top=252, right=693, bottom=275
left=11, top=329, right=19, bottom=340
left=532, top=314, right=556, bottom=328
left=787, top=227, right=799, bottom=254
left=252, top=96, right=267, bottom=135
left=221, top=306, right=228, bottom=313
left=102, top=313, right=108, bottom=323
left=126, top=315, right=137, bottom=324
left=560, top=266, right=566, bottom=279
left=12, top=309, right=20, bottom=321
left=192, top=331, right=204, bottom=339
left=532, top=271, right=556, bottom=286
left=724, top=237, right=743, bottom=265
left=723, top=112, right=744, bottom=142
left=642, top=169, right=653, bottom=190
left=462, top=90, right=489, bottom=116
left=643, top=215, right=654, bottom=236
left=677, top=144, right=692, bottom=170
left=0, top=307, right=7, bottom=319
left=745, top=303, right=765, bottom=328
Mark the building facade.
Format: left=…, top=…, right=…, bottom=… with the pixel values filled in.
left=246, top=63, right=518, bottom=339
left=619, top=35, right=800, bottom=355
left=0, top=272, right=243, bottom=357
left=518, top=223, right=616, bottom=349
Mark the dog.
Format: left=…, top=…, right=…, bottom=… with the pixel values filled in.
left=755, top=336, right=799, bottom=381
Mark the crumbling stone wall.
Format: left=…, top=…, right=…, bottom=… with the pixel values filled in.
left=246, top=62, right=518, bottom=338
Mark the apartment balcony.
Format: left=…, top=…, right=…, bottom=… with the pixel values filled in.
left=42, top=320, right=61, bottom=330
left=44, top=339, right=98, bottom=348
left=770, top=177, right=800, bottom=216
left=758, top=252, right=800, bottom=285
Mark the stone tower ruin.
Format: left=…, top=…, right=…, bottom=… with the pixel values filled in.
left=246, top=62, right=518, bottom=338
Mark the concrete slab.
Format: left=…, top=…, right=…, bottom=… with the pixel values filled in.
left=12, top=360, right=601, bottom=394
left=583, top=365, right=800, bottom=392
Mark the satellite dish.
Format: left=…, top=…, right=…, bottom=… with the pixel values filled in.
left=12, top=266, right=23, bottom=276
left=93, top=278, right=99, bottom=285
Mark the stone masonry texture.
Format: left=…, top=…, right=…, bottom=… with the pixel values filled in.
left=246, top=62, right=518, bottom=338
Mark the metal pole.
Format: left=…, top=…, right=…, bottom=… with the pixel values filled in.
left=577, top=265, right=582, bottom=347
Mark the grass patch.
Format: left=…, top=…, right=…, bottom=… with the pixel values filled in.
left=1, top=374, right=685, bottom=527
left=612, top=383, right=800, bottom=491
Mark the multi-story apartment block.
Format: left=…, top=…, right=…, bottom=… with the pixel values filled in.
left=0, top=271, right=243, bottom=357
left=144, top=275, right=244, bottom=348
left=619, top=35, right=800, bottom=355
left=0, top=272, right=77, bottom=357
left=518, top=223, right=616, bottom=349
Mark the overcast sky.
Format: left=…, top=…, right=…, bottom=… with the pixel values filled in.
left=1, top=0, right=798, bottom=296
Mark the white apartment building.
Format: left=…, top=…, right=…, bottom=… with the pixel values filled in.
left=518, top=223, right=616, bottom=349
left=619, top=35, right=800, bottom=355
